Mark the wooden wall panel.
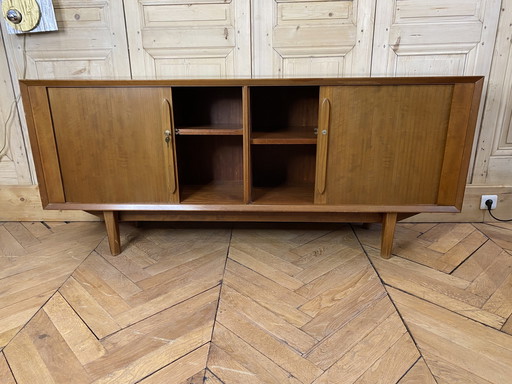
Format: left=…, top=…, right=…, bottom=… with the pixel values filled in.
left=473, top=1, right=512, bottom=184
left=371, top=0, right=500, bottom=77
left=0, top=33, right=31, bottom=185
left=1, top=0, right=130, bottom=79
left=124, top=0, right=251, bottom=78
left=253, top=0, right=375, bottom=77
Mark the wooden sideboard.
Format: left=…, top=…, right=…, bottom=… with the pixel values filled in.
left=20, top=77, right=484, bottom=258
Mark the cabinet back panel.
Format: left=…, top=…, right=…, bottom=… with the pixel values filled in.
left=48, top=87, right=175, bottom=204
left=318, top=84, right=453, bottom=205
left=175, top=135, right=243, bottom=185
left=252, top=145, right=316, bottom=187
left=172, top=87, right=243, bottom=128
left=251, top=86, right=319, bottom=132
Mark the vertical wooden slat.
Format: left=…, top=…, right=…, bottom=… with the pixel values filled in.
left=437, top=83, right=479, bottom=208
left=243, top=86, right=252, bottom=203
left=26, top=86, right=65, bottom=204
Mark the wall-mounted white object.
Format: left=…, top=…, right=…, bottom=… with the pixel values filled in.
left=2, top=0, right=57, bottom=34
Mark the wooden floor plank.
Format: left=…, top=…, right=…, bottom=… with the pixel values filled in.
left=368, top=247, right=505, bottom=328
left=217, top=303, right=323, bottom=384
left=299, top=265, right=377, bottom=317
left=3, top=222, right=41, bottom=248
left=0, top=225, right=27, bottom=256
left=60, top=277, right=121, bottom=339
left=42, top=292, right=106, bottom=365
left=481, top=271, right=512, bottom=320
left=452, top=240, right=504, bottom=282
left=204, top=369, right=224, bottom=384
left=397, top=358, right=437, bottom=384
left=422, top=351, right=494, bottom=384
left=295, top=255, right=369, bottom=300
left=139, top=344, right=209, bottom=384
left=86, top=289, right=218, bottom=383
left=389, top=287, right=512, bottom=384
left=4, top=331, right=57, bottom=384
left=426, top=223, right=475, bottom=254
left=24, top=310, right=92, bottom=384
left=301, top=274, right=386, bottom=339
left=305, top=296, right=396, bottom=370
left=293, top=247, right=363, bottom=284
left=228, top=246, right=304, bottom=291
left=219, top=286, right=317, bottom=354
left=312, top=313, right=408, bottom=384
left=353, top=333, right=420, bottom=384
left=224, top=260, right=311, bottom=327
left=0, top=352, right=16, bottom=384
left=212, top=323, right=303, bottom=384
left=474, top=223, right=512, bottom=252
left=467, top=250, right=512, bottom=301
left=208, top=344, right=264, bottom=384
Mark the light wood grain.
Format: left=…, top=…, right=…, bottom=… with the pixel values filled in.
left=1, top=221, right=511, bottom=383
left=389, top=287, right=512, bottom=384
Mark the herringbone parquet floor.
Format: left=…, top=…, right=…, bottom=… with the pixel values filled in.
left=0, top=221, right=511, bottom=383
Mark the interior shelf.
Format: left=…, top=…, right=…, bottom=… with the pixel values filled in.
left=251, top=127, right=317, bottom=144
left=176, top=125, right=243, bottom=136
left=252, top=184, right=314, bottom=205
left=180, top=182, right=243, bottom=204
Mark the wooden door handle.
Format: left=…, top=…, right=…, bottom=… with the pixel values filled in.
left=162, top=98, right=177, bottom=194
left=317, top=98, right=330, bottom=195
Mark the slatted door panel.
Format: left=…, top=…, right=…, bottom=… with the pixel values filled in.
left=315, top=84, right=460, bottom=206
left=473, top=3, right=512, bottom=184
left=371, top=0, right=500, bottom=77
left=253, top=0, right=375, bottom=77
left=125, top=0, right=251, bottom=78
left=48, top=87, right=178, bottom=204
left=1, top=0, right=130, bottom=79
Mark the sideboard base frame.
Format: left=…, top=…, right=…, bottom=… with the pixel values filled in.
left=96, top=210, right=414, bottom=258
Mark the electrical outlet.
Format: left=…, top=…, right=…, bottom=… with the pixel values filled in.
left=480, top=195, right=498, bottom=210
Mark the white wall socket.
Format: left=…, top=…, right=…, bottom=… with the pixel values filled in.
left=480, top=195, right=498, bottom=210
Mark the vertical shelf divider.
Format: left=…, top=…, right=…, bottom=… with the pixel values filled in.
left=243, top=86, right=252, bottom=204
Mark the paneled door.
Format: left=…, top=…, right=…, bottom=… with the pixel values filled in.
left=252, top=0, right=376, bottom=77
left=0, top=32, right=30, bottom=184
left=124, top=0, right=251, bottom=78
left=371, top=0, right=500, bottom=76
left=1, top=0, right=130, bottom=79
left=473, top=3, right=512, bottom=184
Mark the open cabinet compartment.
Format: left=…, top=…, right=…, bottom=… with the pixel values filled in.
left=172, top=86, right=243, bottom=135
left=250, top=86, right=319, bottom=144
left=175, top=135, right=244, bottom=204
left=251, top=144, right=316, bottom=204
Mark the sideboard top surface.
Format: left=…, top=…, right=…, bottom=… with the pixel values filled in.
left=19, top=76, right=484, bottom=88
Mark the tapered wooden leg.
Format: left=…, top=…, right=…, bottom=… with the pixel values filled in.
left=380, top=212, right=397, bottom=259
left=104, top=211, right=121, bottom=255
